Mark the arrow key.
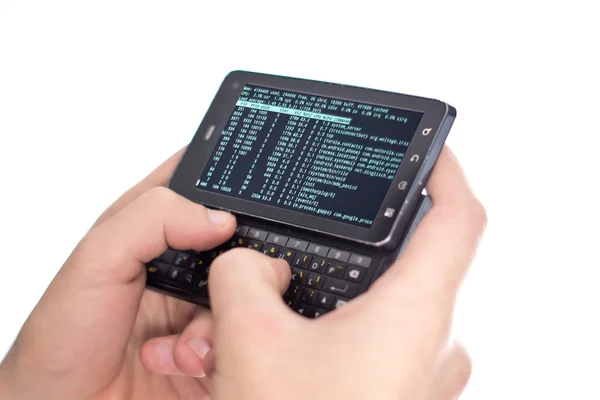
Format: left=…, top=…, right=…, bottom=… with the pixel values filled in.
left=312, top=308, right=327, bottom=318
left=323, top=277, right=358, bottom=297
left=316, top=291, right=335, bottom=309
left=292, top=303, right=314, bottom=317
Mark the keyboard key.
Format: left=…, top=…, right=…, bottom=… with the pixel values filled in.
left=233, top=236, right=246, bottom=247
left=195, top=261, right=209, bottom=280
left=167, top=266, right=185, bottom=282
left=208, top=249, right=221, bottom=261
left=333, top=297, right=349, bottom=309
left=158, top=248, right=177, bottom=264
left=292, top=303, right=313, bottom=316
left=316, top=291, right=335, bottom=309
left=292, top=253, right=311, bottom=269
left=323, top=277, right=358, bottom=297
left=312, top=308, right=327, bottom=318
left=181, top=254, right=198, bottom=270
left=236, top=225, right=250, bottom=237
left=276, top=249, right=296, bottom=263
left=283, top=283, right=301, bottom=306
left=306, top=273, right=325, bottom=289
left=246, top=239, right=263, bottom=251
left=327, top=248, right=350, bottom=262
left=299, top=288, right=318, bottom=305
left=224, top=237, right=240, bottom=249
left=349, top=253, right=372, bottom=268
left=147, top=261, right=170, bottom=278
left=194, top=278, right=209, bottom=296
left=326, top=263, right=346, bottom=278
left=345, top=266, right=366, bottom=283
left=286, top=238, right=309, bottom=252
left=173, top=252, right=193, bottom=267
left=307, top=243, right=330, bottom=257
left=266, top=233, right=289, bottom=246
left=290, top=267, right=308, bottom=285
left=308, top=257, right=327, bottom=274
left=261, top=244, right=280, bottom=258
left=215, top=247, right=227, bottom=257
left=179, top=270, right=196, bottom=288
left=247, top=228, right=269, bottom=241
left=192, top=257, right=208, bottom=271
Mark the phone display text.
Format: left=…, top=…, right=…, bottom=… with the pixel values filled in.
left=196, top=85, right=423, bottom=227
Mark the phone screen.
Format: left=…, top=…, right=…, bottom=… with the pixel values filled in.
left=196, top=84, right=423, bottom=228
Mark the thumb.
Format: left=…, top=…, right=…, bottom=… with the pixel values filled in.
left=208, top=248, right=291, bottom=325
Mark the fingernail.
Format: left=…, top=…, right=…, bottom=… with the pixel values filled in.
left=153, top=342, right=174, bottom=367
left=186, top=338, right=211, bottom=359
left=203, top=348, right=215, bottom=377
left=207, top=209, right=231, bottom=225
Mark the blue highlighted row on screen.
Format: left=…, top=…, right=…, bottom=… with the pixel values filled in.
left=235, top=100, right=352, bottom=125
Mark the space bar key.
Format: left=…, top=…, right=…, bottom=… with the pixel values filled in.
left=323, top=277, right=358, bottom=297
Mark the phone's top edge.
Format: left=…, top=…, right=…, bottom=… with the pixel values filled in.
left=224, top=70, right=456, bottom=111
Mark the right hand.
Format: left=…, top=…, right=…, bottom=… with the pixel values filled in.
left=145, top=147, right=486, bottom=400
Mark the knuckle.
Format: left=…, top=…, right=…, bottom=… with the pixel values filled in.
left=452, top=346, right=473, bottom=388
left=210, top=248, right=265, bottom=279
left=212, top=247, right=261, bottom=268
left=468, top=199, right=488, bottom=234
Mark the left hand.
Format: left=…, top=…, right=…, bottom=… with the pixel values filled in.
left=0, top=147, right=230, bottom=399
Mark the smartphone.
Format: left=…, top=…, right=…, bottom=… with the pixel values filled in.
left=145, top=71, right=455, bottom=318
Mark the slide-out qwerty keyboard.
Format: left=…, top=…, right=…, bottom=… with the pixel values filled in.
left=146, top=225, right=375, bottom=318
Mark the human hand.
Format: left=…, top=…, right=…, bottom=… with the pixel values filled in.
left=143, top=147, right=486, bottom=400
left=0, top=147, right=233, bottom=399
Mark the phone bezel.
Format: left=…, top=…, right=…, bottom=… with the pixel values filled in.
left=169, top=71, right=454, bottom=247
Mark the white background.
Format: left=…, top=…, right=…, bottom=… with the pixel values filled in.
left=1, top=1, right=599, bottom=398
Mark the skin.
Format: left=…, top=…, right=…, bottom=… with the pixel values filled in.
left=0, top=146, right=485, bottom=400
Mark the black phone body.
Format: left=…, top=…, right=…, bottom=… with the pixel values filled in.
left=146, top=71, right=455, bottom=317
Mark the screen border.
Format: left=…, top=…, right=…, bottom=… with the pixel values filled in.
left=169, top=71, right=455, bottom=246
